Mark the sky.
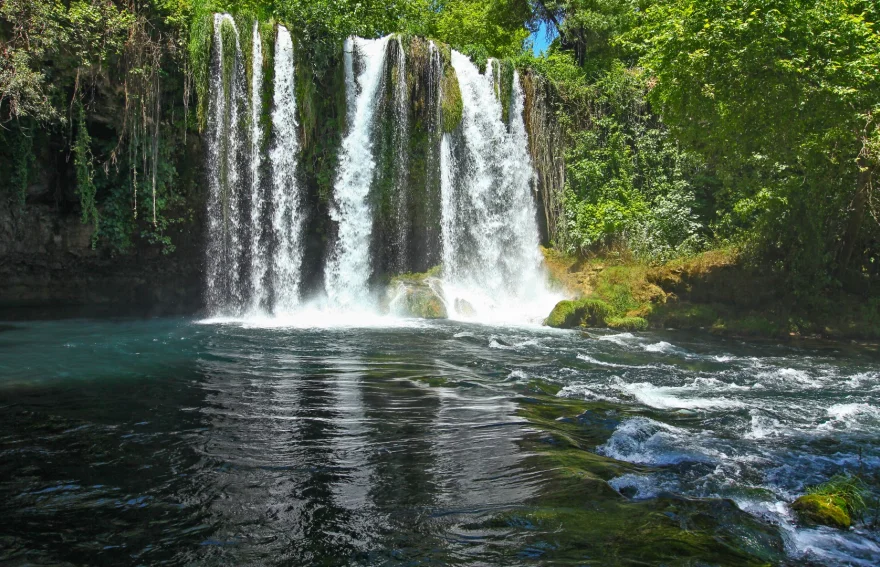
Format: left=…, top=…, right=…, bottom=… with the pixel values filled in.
left=530, top=20, right=557, bottom=55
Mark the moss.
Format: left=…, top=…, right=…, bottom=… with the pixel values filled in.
left=606, top=316, right=648, bottom=331
left=494, top=58, right=515, bottom=124
left=544, top=297, right=612, bottom=328
left=505, top=392, right=786, bottom=565
left=792, top=494, right=851, bottom=529
left=188, top=10, right=213, bottom=132
left=440, top=63, right=462, bottom=133
left=387, top=269, right=447, bottom=319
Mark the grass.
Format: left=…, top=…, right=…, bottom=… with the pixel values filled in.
left=806, top=474, right=868, bottom=519
left=541, top=247, right=880, bottom=341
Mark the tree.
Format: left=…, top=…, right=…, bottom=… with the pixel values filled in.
left=640, top=0, right=880, bottom=278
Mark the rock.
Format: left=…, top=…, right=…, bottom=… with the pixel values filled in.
left=387, top=280, right=447, bottom=319
left=544, top=298, right=612, bottom=329
left=792, top=494, right=851, bottom=529
left=454, top=298, right=475, bottom=317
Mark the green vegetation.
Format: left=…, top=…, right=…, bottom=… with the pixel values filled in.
left=545, top=297, right=612, bottom=328
left=793, top=474, right=869, bottom=529
left=494, top=383, right=786, bottom=565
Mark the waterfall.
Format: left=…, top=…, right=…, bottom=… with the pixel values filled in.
left=439, top=52, right=557, bottom=323
left=391, top=37, right=410, bottom=273
left=248, top=22, right=268, bottom=311
left=205, top=19, right=305, bottom=317
left=203, top=25, right=557, bottom=325
left=324, top=36, right=391, bottom=310
left=205, top=14, right=247, bottom=314
left=269, top=25, right=304, bottom=313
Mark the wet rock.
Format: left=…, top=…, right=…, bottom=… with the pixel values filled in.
left=387, top=279, right=447, bottom=319
left=792, top=493, right=851, bottom=529
left=454, top=298, right=475, bottom=317
left=544, top=298, right=611, bottom=328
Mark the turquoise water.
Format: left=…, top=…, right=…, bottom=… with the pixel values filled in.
left=0, top=318, right=878, bottom=565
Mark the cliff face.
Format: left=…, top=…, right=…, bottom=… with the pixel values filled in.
left=0, top=202, right=204, bottom=317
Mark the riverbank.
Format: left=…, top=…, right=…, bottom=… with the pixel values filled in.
left=541, top=247, right=880, bottom=343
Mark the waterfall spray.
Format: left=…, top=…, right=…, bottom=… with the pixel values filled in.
left=391, top=36, right=410, bottom=273
left=248, top=21, right=268, bottom=311
left=439, top=52, right=558, bottom=323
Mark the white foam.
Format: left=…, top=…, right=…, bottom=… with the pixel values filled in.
left=608, top=473, right=675, bottom=499
left=556, top=383, right=616, bottom=402
left=198, top=307, right=430, bottom=330
left=819, top=403, right=880, bottom=430
left=597, top=332, right=637, bottom=346
left=616, top=381, right=745, bottom=411
left=598, top=417, right=713, bottom=465
left=641, top=341, right=681, bottom=354
left=576, top=353, right=635, bottom=368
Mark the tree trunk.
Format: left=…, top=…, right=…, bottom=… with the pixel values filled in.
left=838, top=156, right=872, bottom=274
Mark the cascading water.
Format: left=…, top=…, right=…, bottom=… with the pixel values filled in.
left=205, top=14, right=247, bottom=314
left=390, top=37, right=410, bottom=274
left=205, top=26, right=558, bottom=325
left=323, top=36, right=391, bottom=310
left=248, top=22, right=268, bottom=311
left=439, top=52, right=559, bottom=323
left=268, top=25, right=304, bottom=313
left=205, top=20, right=305, bottom=317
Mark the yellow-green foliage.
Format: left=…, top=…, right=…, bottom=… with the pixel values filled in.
left=607, top=316, right=648, bottom=331
left=793, top=474, right=868, bottom=529
left=440, top=63, right=463, bottom=133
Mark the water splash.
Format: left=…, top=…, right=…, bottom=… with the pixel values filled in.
left=324, top=36, right=392, bottom=310
left=391, top=36, right=410, bottom=273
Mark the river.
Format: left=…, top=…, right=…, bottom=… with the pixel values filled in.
left=1, top=317, right=877, bottom=565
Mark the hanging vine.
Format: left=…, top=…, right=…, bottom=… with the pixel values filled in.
left=74, top=99, right=99, bottom=231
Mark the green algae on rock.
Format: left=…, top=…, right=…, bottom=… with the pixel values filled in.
left=792, top=493, right=851, bottom=529
left=386, top=270, right=447, bottom=319
left=544, top=298, right=612, bottom=328
left=489, top=385, right=788, bottom=565
left=606, top=315, right=648, bottom=331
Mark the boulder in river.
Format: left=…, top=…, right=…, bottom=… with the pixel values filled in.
left=387, top=276, right=447, bottom=319
left=792, top=493, right=851, bottom=529
left=544, top=298, right=612, bottom=328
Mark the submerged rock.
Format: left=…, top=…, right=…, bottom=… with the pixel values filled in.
left=792, top=493, right=851, bottom=529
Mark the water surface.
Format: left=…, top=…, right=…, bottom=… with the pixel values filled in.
left=1, top=318, right=877, bottom=565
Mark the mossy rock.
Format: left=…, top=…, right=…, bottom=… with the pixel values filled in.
left=544, top=297, right=612, bottom=329
left=792, top=493, right=851, bottom=529
left=387, top=279, right=447, bottom=319
left=606, top=316, right=648, bottom=331
left=454, top=298, right=475, bottom=317
left=440, top=64, right=463, bottom=133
